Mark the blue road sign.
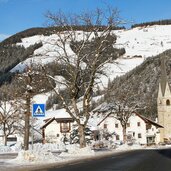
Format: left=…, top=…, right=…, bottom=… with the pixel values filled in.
left=32, top=104, right=45, bottom=117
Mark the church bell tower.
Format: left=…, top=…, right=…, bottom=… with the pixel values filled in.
left=158, top=55, right=171, bottom=142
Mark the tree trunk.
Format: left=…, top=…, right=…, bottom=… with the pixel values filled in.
left=3, top=123, right=7, bottom=146
left=122, top=125, right=127, bottom=144
left=78, top=124, right=86, bottom=148
left=4, top=135, right=7, bottom=146
left=24, top=95, right=30, bottom=150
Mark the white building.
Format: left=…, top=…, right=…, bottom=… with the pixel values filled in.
left=97, top=112, right=162, bottom=145
left=40, top=109, right=74, bottom=144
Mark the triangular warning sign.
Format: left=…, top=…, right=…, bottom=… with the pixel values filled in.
left=34, top=105, right=44, bottom=115
left=33, top=104, right=45, bottom=117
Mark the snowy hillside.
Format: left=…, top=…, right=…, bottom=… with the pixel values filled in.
left=114, top=25, right=171, bottom=58
left=11, top=25, right=171, bottom=88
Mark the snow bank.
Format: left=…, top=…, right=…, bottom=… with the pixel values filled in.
left=60, top=144, right=95, bottom=157
left=11, top=150, right=62, bottom=164
left=116, top=144, right=143, bottom=151
left=30, top=143, right=66, bottom=152
left=0, top=145, right=12, bottom=153
left=8, top=144, right=95, bottom=164
left=9, top=143, right=67, bottom=164
left=10, top=143, right=22, bottom=152
left=0, top=142, right=66, bottom=154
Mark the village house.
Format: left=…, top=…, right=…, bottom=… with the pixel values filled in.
left=40, top=109, right=74, bottom=144
left=96, top=111, right=162, bottom=145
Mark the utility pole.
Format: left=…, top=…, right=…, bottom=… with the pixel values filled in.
left=24, top=68, right=32, bottom=150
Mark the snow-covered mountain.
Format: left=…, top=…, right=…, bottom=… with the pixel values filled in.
left=1, top=24, right=171, bottom=122
left=10, top=24, right=171, bottom=88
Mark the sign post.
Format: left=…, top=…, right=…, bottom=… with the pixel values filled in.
left=32, top=104, right=46, bottom=149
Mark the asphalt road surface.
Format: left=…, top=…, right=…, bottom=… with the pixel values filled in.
left=0, top=153, right=18, bottom=160
left=30, top=148, right=171, bottom=171
left=0, top=153, right=18, bottom=171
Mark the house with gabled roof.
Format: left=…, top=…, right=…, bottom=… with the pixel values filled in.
left=40, top=109, right=74, bottom=144
left=96, top=110, right=162, bottom=145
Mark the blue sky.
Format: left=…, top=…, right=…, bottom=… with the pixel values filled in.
left=0, top=0, right=171, bottom=41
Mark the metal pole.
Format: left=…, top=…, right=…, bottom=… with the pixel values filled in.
left=31, top=116, right=34, bottom=150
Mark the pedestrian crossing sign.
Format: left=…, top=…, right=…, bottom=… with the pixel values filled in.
left=32, top=104, right=45, bottom=117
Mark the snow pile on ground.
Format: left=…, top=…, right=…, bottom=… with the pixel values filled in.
left=60, top=144, right=95, bottom=157
left=11, top=150, right=62, bottom=164
left=31, top=142, right=66, bottom=152
left=0, top=145, right=12, bottom=153
left=0, top=142, right=66, bottom=154
left=116, top=143, right=143, bottom=151
left=8, top=144, right=95, bottom=164
left=9, top=143, right=67, bottom=164
left=10, top=142, right=22, bottom=152
left=145, top=144, right=171, bottom=150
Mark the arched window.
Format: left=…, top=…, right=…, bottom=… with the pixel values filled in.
left=166, top=99, right=170, bottom=106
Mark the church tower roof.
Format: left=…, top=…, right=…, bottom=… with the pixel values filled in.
left=160, top=55, right=168, bottom=96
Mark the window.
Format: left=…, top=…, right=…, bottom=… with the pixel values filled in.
left=7, top=137, right=17, bottom=142
left=133, top=132, right=135, bottom=137
left=127, top=134, right=132, bottom=140
left=115, top=123, right=119, bottom=128
left=127, top=123, right=130, bottom=127
left=60, top=122, right=70, bottom=133
left=137, top=122, right=141, bottom=127
left=138, top=133, right=142, bottom=138
left=116, top=135, right=120, bottom=140
left=104, top=124, right=107, bottom=129
left=166, top=99, right=170, bottom=106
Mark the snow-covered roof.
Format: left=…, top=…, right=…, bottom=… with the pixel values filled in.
left=133, top=112, right=163, bottom=128
left=45, top=109, right=72, bottom=119
left=41, top=117, right=74, bottom=129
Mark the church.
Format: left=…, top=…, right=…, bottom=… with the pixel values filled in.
left=158, top=55, right=171, bottom=143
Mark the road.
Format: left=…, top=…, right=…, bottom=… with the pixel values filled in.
left=0, top=153, right=18, bottom=171
left=0, top=153, right=18, bottom=160
left=29, top=148, right=171, bottom=171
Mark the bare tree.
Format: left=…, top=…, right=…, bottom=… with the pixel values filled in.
left=113, top=101, right=135, bottom=143
left=15, top=66, right=46, bottom=150
left=0, top=84, right=22, bottom=146
left=43, top=8, right=124, bottom=148
left=95, top=97, right=137, bottom=144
